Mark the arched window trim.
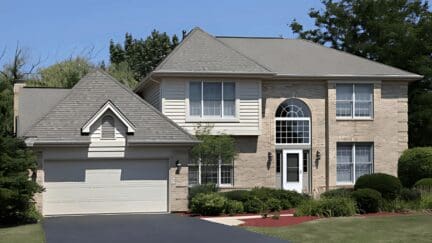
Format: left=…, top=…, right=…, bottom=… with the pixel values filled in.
left=101, top=115, right=115, bottom=139
left=275, top=99, right=311, bottom=145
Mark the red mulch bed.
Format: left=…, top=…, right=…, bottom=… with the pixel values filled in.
left=177, top=209, right=296, bottom=218
left=241, top=215, right=319, bottom=227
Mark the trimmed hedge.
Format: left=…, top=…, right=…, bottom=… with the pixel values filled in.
left=414, top=178, right=432, bottom=193
left=352, top=188, right=382, bottom=213
left=266, top=198, right=282, bottom=212
left=224, top=200, right=244, bottom=215
left=249, top=187, right=308, bottom=208
left=188, top=184, right=218, bottom=206
left=321, top=188, right=353, bottom=199
left=190, top=193, right=226, bottom=216
left=400, top=188, right=421, bottom=202
left=398, top=147, right=432, bottom=187
left=354, top=173, right=402, bottom=200
left=244, top=197, right=266, bottom=213
left=220, top=190, right=250, bottom=202
left=295, top=198, right=357, bottom=217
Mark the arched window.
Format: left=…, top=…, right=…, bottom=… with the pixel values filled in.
left=101, top=115, right=115, bottom=139
left=275, top=99, right=311, bottom=144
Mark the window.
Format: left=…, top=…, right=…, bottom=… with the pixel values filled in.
left=336, top=84, right=373, bottom=118
left=188, top=158, right=233, bottom=186
left=189, top=81, right=236, bottom=118
left=275, top=99, right=311, bottom=145
left=337, top=143, right=373, bottom=184
left=101, top=115, right=115, bottom=139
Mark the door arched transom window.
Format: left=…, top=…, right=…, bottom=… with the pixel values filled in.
left=275, top=99, right=311, bottom=144
left=101, top=115, right=115, bottom=139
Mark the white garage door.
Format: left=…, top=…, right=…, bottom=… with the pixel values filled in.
left=43, top=159, right=168, bottom=215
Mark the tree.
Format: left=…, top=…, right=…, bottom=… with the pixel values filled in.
left=107, top=61, right=138, bottom=89
left=0, top=136, right=43, bottom=225
left=290, top=0, right=432, bottom=147
left=109, top=30, right=180, bottom=80
left=190, top=126, right=237, bottom=184
left=29, top=57, right=93, bottom=88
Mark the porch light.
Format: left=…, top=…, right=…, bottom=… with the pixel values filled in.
left=268, top=152, right=273, bottom=162
left=316, top=151, right=321, bottom=161
left=175, top=160, right=182, bottom=168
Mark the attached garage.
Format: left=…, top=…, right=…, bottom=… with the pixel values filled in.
left=43, top=159, right=169, bottom=215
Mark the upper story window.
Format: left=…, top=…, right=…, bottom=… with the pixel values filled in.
left=101, top=115, right=115, bottom=139
left=336, top=84, right=373, bottom=119
left=275, top=98, right=311, bottom=145
left=189, top=81, right=236, bottom=118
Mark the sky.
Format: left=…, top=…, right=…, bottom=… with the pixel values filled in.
left=0, top=0, right=323, bottom=69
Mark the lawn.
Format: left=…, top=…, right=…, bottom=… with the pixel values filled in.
left=0, top=223, right=45, bottom=243
left=247, top=214, right=432, bottom=243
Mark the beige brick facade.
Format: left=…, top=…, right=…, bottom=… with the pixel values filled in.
left=231, top=80, right=408, bottom=196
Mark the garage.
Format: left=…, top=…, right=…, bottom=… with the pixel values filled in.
left=43, top=159, right=168, bottom=215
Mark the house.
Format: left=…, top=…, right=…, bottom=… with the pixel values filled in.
left=14, top=27, right=422, bottom=216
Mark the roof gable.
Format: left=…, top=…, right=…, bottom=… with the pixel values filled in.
left=81, top=100, right=136, bottom=134
left=24, top=70, right=197, bottom=144
left=155, top=27, right=271, bottom=73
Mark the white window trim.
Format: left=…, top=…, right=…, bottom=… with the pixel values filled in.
left=274, top=117, right=311, bottom=146
left=336, top=83, right=374, bottom=120
left=186, top=81, right=239, bottom=122
left=189, top=157, right=234, bottom=187
left=336, top=143, right=374, bottom=185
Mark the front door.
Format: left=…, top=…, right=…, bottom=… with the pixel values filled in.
left=282, top=149, right=303, bottom=192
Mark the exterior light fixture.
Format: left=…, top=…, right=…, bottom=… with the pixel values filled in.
left=175, top=160, right=182, bottom=168
left=267, top=152, right=272, bottom=170
left=316, top=151, right=321, bottom=161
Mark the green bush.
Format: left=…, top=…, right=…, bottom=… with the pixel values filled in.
left=224, top=200, right=244, bottom=216
left=352, top=188, right=382, bottom=213
left=398, top=147, right=432, bottom=187
left=420, top=194, right=432, bottom=209
left=188, top=184, right=218, bottom=206
left=380, top=199, right=409, bottom=213
left=400, top=188, right=421, bottom=202
left=321, top=188, right=353, bottom=199
left=190, top=193, right=226, bottom=216
left=244, top=197, right=266, bottom=213
left=249, top=187, right=308, bottom=208
left=414, top=178, right=432, bottom=193
left=266, top=198, right=282, bottom=212
left=220, top=190, right=250, bottom=202
left=354, top=173, right=402, bottom=200
left=295, top=198, right=357, bottom=217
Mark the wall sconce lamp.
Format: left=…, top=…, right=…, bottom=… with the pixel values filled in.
left=175, top=160, right=182, bottom=168
left=267, top=152, right=272, bottom=170
left=315, top=151, right=321, bottom=168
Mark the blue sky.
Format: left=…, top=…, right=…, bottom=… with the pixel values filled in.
left=1, top=0, right=322, bottom=68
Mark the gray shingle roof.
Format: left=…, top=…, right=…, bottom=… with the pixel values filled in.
left=18, top=88, right=70, bottom=137
left=217, top=37, right=420, bottom=77
left=155, top=28, right=271, bottom=73
left=23, top=70, right=197, bottom=144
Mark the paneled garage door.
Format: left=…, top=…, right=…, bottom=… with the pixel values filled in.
left=43, top=159, right=168, bottom=215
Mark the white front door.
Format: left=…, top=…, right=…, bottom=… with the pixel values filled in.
left=282, top=149, right=303, bottom=192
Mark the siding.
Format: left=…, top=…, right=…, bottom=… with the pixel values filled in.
left=141, top=81, right=161, bottom=110
left=161, top=77, right=261, bottom=135
left=88, top=111, right=126, bottom=158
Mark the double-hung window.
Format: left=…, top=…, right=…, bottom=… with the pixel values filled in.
left=336, top=143, right=373, bottom=184
left=336, top=84, right=373, bottom=118
left=188, top=157, right=233, bottom=186
left=189, top=81, right=236, bottom=118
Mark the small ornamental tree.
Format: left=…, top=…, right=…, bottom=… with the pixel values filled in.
left=190, top=125, right=237, bottom=184
left=0, top=136, right=43, bottom=225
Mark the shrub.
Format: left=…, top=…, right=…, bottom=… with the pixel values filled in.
left=420, top=194, right=432, bottom=209
left=321, top=188, right=353, bottom=199
left=295, top=198, right=357, bottom=217
left=188, top=184, right=218, bottom=206
left=380, top=199, right=409, bottom=213
left=400, top=188, right=421, bottom=202
left=414, top=178, right=432, bottom=193
left=220, top=190, right=250, bottom=202
left=224, top=200, right=244, bottom=216
left=190, top=193, right=226, bottom=216
left=266, top=198, right=282, bottom=212
left=354, top=173, right=402, bottom=200
left=352, top=188, right=382, bottom=213
left=244, top=197, right=266, bottom=213
left=249, top=187, right=308, bottom=209
left=398, top=147, right=432, bottom=187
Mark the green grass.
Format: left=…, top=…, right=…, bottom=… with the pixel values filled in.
left=247, top=214, right=432, bottom=243
left=0, top=223, right=45, bottom=243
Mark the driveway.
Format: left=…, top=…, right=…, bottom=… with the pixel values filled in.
left=43, top=214, right=288, bottom=243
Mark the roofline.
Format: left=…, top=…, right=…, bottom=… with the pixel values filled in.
left=216, top=36, right=283, bottom=39
left=127, top=140, right=200, bottom=146
left=272, top=74, right=423, bottom=81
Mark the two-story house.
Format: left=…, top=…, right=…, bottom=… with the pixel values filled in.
left=15, top=27, right=422, bottom=216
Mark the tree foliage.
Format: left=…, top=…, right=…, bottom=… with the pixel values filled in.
left=109, top=30, right=179, bottom=81
left=0, top=136, right=43, bottom=225
left=290, top=0, right=432, bottom=147
left=107, top=61, right=138, bottom=89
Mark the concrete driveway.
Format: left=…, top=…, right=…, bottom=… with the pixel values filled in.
left=43, top=214, right=288, bottom=243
